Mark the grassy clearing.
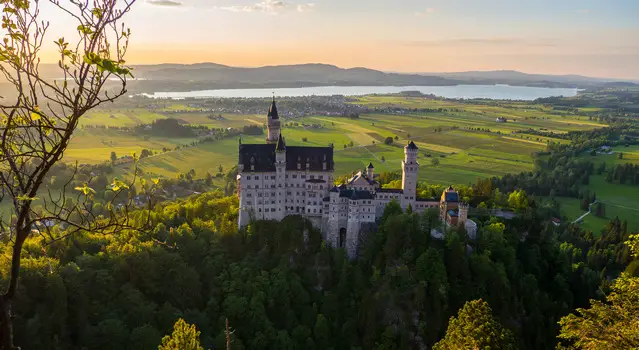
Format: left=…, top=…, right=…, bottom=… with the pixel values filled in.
left=553, top=176, right=639, bottom=233
left=65, top=128, right=196, bottom=164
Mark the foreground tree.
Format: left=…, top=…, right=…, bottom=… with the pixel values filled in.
left=433, top=299, right=516, bottom=350
left=159, top=318, right=204, bottom=350
left=558, top=234, right=639, bottom=349
left=0, top=0, right=138, bottom=348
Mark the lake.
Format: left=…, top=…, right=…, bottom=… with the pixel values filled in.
left=140, top=84, right=580, bottom=101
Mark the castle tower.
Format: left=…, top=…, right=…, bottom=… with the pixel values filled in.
left=367, top=162, right=374, bottom=179
left=440, top=185, right=459, bottom=222
left=401, top=141, right=419, bottom=207
left=458, top=203, right=469, bottom=227
left=274, top=133, right=287, bottom=220
left=266, top=97, right=281, bottom=143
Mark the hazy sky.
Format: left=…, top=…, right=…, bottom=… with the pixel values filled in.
left=39, top=0, right=639, bottom=79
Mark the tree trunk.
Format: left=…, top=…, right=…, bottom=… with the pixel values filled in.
left=0, top=296, right=16, bottom=350
left=0, top=231, right=27, bottom=350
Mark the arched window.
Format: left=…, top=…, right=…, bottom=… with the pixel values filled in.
left=339, top=228, right=347, bottom=248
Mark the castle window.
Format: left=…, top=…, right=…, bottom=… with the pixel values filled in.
left=319, top=175, right=324, bottom=180
left=292, top=175, right=297, bottom=179
left=271, top=176, right=276, bottom=180
left=247, top=176, right=251, bottom=180
left=301, top=175, right=306, bottom=179
left=310, top=175, right=315, bottom=179
left=285, top=175, right=289, bottom=179
left=251, top=165, right=254, bottom=171
left=255, top=176, right=259, bottom=180
left=258, top=208, right=262, bottom=212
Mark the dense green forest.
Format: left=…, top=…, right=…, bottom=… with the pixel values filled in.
left=4, top=184, right=636, bottom=349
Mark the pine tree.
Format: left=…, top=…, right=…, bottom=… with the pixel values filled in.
left=159, top=318, right=204, bottom=350
left=558, top=235, right=639, bottom=349
left=433, top=299, right=515, bottom=350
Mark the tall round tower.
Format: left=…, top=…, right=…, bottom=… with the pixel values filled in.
left=267, top=97, right=281, bottom=143
left=401, top=141, right=419, bottom=205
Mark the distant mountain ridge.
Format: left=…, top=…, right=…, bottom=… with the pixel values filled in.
left=27, top=63, right=638, bottom=94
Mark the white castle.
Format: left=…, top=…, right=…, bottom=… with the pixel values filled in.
left=237, top=100, right=477, bottom=258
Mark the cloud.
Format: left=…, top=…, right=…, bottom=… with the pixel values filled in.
left=415, top=8, right=436, bottom=16
left=400, top=37, right=558, bottom=48
left=220, top=0, right=289, bottom=14
left=297, top=3, right=315, bottom=12
left=146, top=0, right=182, bottom=6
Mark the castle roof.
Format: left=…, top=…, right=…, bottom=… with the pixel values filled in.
left=447, top=209, right=458, bottom=217
left=347, top=170, right=377, bottom=186
left=377, top=188, right=403, bottom=194
left=268, top=98, right=279, bottom=120
left=407, top=141, right=418, bottom=150
left=367, top=162, right=374, bottom=169
left=330, top=186, right=339, bottom=193
left=239, top=143, right=334, bottom=172
left=276, top=133, right=286, bottom=151
left=444, top=192, right=459, bottom=202
left=339, top=189, right=374, bottom=200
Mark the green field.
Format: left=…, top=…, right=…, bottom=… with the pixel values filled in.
left=554, top=175, right=639, bottom=234
left=62, top=96, right=609, bottom=188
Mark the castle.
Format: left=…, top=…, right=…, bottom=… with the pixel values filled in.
left=237, top=99, right=477, bottom=258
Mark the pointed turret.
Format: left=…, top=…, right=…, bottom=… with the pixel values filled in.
left=266, top=97, right=281, bottom=142
left=269, top=97, right=279, bottom=120
left=276, top=133, right=286, bottom=151
left=367, top=162, right=374, bottom=179
left=407, top=141, right=418, bottom=150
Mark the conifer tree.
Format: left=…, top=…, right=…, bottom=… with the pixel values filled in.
left=159, top=318, right=204, bottom=350
left=433, top=299, right=515, bottom=350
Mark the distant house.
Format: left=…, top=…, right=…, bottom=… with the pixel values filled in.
left=496, top=117, right=507, bottom=123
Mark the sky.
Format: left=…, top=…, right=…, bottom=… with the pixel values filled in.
left=38, top=0, right=639, bottom=79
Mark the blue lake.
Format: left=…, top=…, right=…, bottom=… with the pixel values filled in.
left=140, top=84, right=580, bottom=101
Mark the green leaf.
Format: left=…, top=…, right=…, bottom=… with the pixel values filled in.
left=74, top=184, right=96, bottom=196
left=16, top=195, right=38, bottom=201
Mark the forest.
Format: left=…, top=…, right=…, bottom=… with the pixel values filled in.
left=5, top=185, right=637, bottom=349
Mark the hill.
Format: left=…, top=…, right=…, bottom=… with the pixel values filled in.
left=10, top=63, right=638, bottom=96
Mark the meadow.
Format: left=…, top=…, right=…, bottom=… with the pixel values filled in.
left=550, top=147, right=639, bottom=233
left=68, top=95, right=610, bottom=187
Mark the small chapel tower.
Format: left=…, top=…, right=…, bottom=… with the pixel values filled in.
left=266, top=97, right=281, bottom=143
left=401, top=141, right=419, bottom=206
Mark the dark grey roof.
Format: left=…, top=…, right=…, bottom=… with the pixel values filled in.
left=377, top=188, right=403, bottom=194
left=276, top=133, right=286, bottom=151
left=339, top=189, right=374, bottom=200
left=239, top=143, right=276, bottom=172
left=268, top=99, right=279, bottom=120
left=407, top=141, right=418, bottom=150
left=239, top=143, right=334, bottom=172
left=367, top=162, right=374, bottom=169
left=286, top=146, right=334, bottom=171
left=447, top=209, right=458, bottom=217
left=330, top=186, right=339, bottom=193
left=416, top=197, right=437, bottom=202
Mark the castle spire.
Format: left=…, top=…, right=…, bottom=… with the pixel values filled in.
left=276, top=133, right=286, bottom=151
left=269, top=97, right=279, bottom=120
